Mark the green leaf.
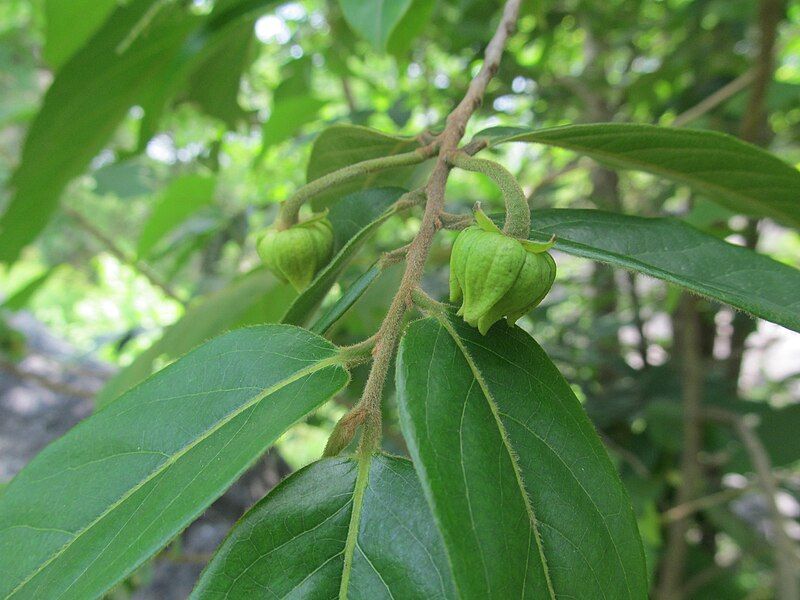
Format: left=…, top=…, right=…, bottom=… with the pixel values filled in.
left=396, top=311, right=648, bottom=599
left=0, top=0, right=200, bottom=264
left=477, top=124, right=800, bottom=229
left=386, top=0, right=436, bottom=58
left=0, top=325, right=349, bottom=600
left=311, top=262, right=381, bottom=335
left=2, top=266, right=59, bottom=311
left=523, top=209, right=800, bottom=332
left=96, top=269, right=296, bottom=407
left=282, top=187, right=405, bottom=327
left=137, top=174, right=217, bottom=258
left=43, top=0, right=116, bottom=69
left=338, top=0, right=414, bottom=51
left=307, top=125, right=427, bottom=208
left=182, top=20, right=255, bottom=127
left=260, top=95, right=326, bottom=154
left=192, top=454, right=456, bottom=599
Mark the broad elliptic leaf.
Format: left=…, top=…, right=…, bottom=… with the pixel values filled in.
left=396, top=311, right=648, bottom=599
left=338, top=0, right=413, bottom=51
left=0, top=326, right=349, bottom=600
left=137, top=173, right=217, bottom=257
left=282, top=187, right=405, bottom=326
left=523, top=209, right=800, bottom=332
left=192, top=454, right=456, bottom=599
left=477, top=124, right=800, bottom=229
left=96, top=269, right=296, bottom=407
left=307, top=125, right=427, bottom=208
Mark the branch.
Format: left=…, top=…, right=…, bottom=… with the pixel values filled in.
left=704, top=407, right=800, bottom=599
left=656, top=295, right=704, bottom=600
left=332, top=0, right=522, bottom=455
left=670, top=70, right=755, bottom=127
left=62, top=205, right=185, bottom=305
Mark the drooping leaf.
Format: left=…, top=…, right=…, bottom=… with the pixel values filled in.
left=477, top=124, right=800, bottom=228
left=2, top=266, right=60, bottom=311
left=182, top=19, right=255, bottom=127
left=396, top=311, right=648, bottom=599
left=192, top=454, right=456, bottom=599
left=0, top=0, right=284, bottom=264
left=307, top=125, right=428, bottom=208
left=43, top=0, right=116, bottom=69
left=259, top=96, right=326, bottom=154
left=311, top=262, right=381, bottom=335
left=95, top=269, right=295, bottom=407
left=282, top=187, right=405, bottom=326
left=137, top=173, right=217, bottom=258
left=522, top=209, right=800, bottom=332
left=0, top=0, right=199, bottom=264
left=337, top=0, right=414, bottom=51
left=0, top=326, right=349, bottom=600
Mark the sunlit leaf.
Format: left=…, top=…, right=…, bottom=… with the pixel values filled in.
left=0, top=326, right=349, bottom=599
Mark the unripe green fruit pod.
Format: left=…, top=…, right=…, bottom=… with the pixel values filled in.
left=258, top=213, right=334, bottom=292
left=449, top=209, right=556, bottom=334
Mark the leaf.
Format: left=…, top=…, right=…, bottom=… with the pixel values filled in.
left=307, top=125, right=427, bottom=208
left=386, top=0, right=436, bottom=58
left=259, top=96, right=326, bottom=155
left=522, top=209, right=800, bottom=332
left=282, top=187, right=405, bottom=327
left=95, top=269, right=296, bottom=407
left=337, top=0, right=414, bottom=51
left=477, top=124, right=800, bottom=229
left=311, top=262, right=381, bottom=335
left=0, top=0, right=199, bottom=264
left=0, top=0, right=283, bottom=264
left=182, top=20, right=255, bottom=127
left=137, top=173, right=217, bottom=258
left=396, top=311, right=648, bottom=599
left=43, top=0, right=117, bottom=69
left=192, top=454, right=456, bottom=599
left=0, top=325, right=349, bottom=600
left=2, top=266, right=59, bottom=311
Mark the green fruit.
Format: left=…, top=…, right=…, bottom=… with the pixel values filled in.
left=258, top=214, right=334, bottom=291
left=449, top=214, right=556, bottom=335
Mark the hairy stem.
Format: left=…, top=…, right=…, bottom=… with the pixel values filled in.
left=275, top=149, right=432, bottom=229
left=338, top=0, right=522, bottom=456
left=448, top=153, right=530, bottom=238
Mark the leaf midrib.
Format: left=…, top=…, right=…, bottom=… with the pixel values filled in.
left=7, top=353, right=343, bottom=598
left=434, top=315, right=557, bottom=599
left=338, top=453, right=372, bottom=599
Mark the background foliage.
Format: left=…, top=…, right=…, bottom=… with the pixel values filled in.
left=1, top=0, right=799, bottom=598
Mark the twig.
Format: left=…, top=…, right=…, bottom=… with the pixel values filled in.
left=525, top=158, right=582, bottom=206
left=62, top=205, right=185, bottom=305
left=331, top=0, right=522, bottom=455
left=626, top=271, right=649, bottom=370
left=656, top=295, right=704, bottom=600
left=663, top=486, right=750, bottom=523
left=670, top=70, right=755, bottom=127
left=704, top=407, right=800, bottom=600
left=0, top=359, right=96, bottom=400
